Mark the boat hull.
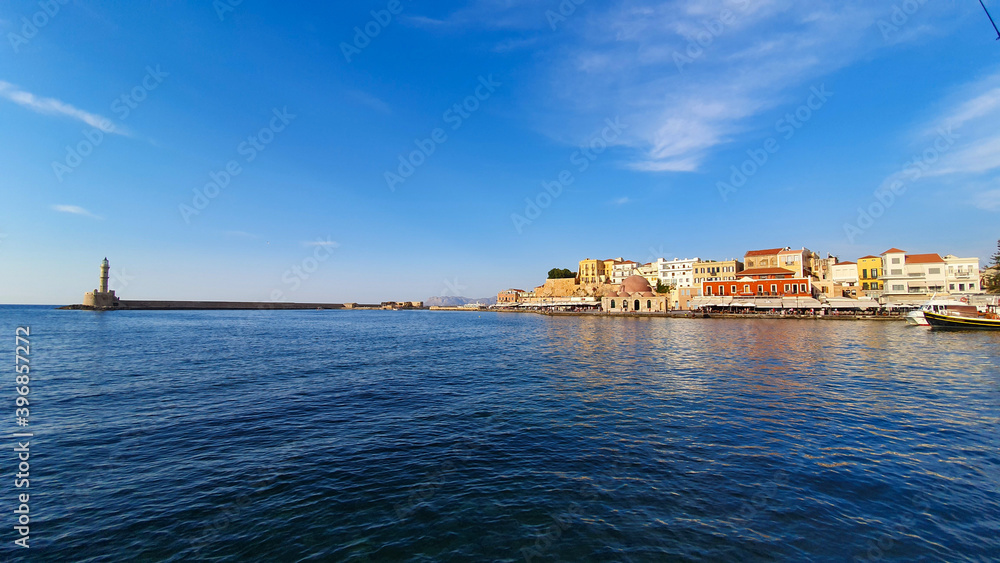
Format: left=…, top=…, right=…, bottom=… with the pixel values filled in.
left=924, top=311, right=1000, bottom=330
left=905, top=311, right=928, bottom=326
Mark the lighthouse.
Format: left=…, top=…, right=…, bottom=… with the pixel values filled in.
left=99, top=257, right=110, bottom=293
left=83, top=257, right=120, bottom=309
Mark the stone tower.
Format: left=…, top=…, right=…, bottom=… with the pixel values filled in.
left=83, top=257, right=120, bottom=309
left=99, top=257, right=110, bottom=293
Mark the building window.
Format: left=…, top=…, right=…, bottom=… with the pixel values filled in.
left=862, top=269, right=868, bottom=279
left=647, top=300, right=652, bottom=309
left=784, top=284, right=790, bottom=292
left=892, top=258, right=900, bottom=264
left=970, top=283, right=976, bottom=290
left=731, top=285, right=737, bottom=294
left=634, top=300, right=640, bottom=310
left=800, top=283, right=807, bottom=293
left=950, top=284, right=955, bottom=290
left=892, top=284, right=904, bottom=291
left=959, top=284, right=965, bottom=291
left=610, top=300, right=615, bottom=309
left=928, top=268, right=941, bottom=275
left=771, top=284, right=777, bottom=293
left=758, top=284, right=764, bottom=294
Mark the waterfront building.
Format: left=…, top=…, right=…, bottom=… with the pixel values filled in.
left=578, top=257, right=621, bottom=284
left=943, top=255, right=984, bottom=294
left=497, top=289, right=525, bottom=304
left=702, top=267, right=814, bottom=298
left=777, top=247, right=819, bottom=278
left=879, top=249, right=947, bottom=302
left=655, top=257, right=700, bottom=288
left=83, top=257, right=121, bottom=309
left=637, top=262, right=658, bottom=286
left=601, top=275, right=668, bottom=313
left=743, top=247, right=786, bottom=269
left=610, top=260, right=640, bottom=285
left=692, top=259, right=743, bottom=285
left=857, top=255, right=884, bottom=294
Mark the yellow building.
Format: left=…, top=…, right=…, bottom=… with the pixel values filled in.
left=857, top=255, right=883, bottom=292
left=578, top=258, right=603, bottom=284
left=578, top=257, right=622, bottom=284
left=693, top=259, right=743, bottom=285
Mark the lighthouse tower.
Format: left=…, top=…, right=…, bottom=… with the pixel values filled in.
left=83, top=257, right=120, bottom=309
left=99, top=257, right=110, bottom=293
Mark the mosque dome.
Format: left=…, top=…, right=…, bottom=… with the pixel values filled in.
left=618, top=275, right=653, bottom=296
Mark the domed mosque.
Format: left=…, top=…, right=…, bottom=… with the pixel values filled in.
left=601, top=275, right=669, bottom=313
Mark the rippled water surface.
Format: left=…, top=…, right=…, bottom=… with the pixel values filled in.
left=1, top=306, right=998, bottom=562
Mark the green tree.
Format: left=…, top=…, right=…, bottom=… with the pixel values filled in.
left=547, top=268, right=576, bottom=280
left=987, top=239, right=1000, bottom=293
left=655, top=280, right=673, bottom=294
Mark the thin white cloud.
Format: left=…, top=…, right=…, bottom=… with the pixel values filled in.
left=347, top=90, right=392, bottom=115
left=224, top=230, right=259, bottom=239
left=0, top=81, right=123, bottom=135
left=302, top=239, right=340, bottom=248
left=974, top=189, right=1000, bottom=211
left=436, top=0, right=962, bottom=171
left=52, top=205, right=103, bottom=220
left=611, top=196, right=632, bottom=205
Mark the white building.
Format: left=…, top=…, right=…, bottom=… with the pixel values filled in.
left=831, top=261, right=859, bottom=285
left=943, top=255, right=984, bottom=294
left=655, top=257, right=700, bottom=288
left=880, top=249, right=948, bottom=298
left=610, top=260, right=641, bottom=285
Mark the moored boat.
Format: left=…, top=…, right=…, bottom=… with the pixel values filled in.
left=924, top=310, right=1000, bottom=330
left=905, top=296, right=972, bottom=326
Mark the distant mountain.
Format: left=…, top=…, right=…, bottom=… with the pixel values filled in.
left=424, top=295, right=497, bottom=307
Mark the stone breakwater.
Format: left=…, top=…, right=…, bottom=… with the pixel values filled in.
left=60, top=301, right=354, bottom=311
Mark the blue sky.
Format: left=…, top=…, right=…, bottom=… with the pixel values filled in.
left=1, top=0, right=999, bottom=304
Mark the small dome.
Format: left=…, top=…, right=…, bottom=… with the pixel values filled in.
left=618, top=275, right=652, bottom=296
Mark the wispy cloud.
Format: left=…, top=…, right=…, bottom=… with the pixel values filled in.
left=224, top=230, right=259, bottom=239
left=611, top=196, right=632, bottom=205
left=347, top=90, right=392, bottom=115
left=0, top=81, right=123, bottom=134
left=52, top=204, right=103, bottom=220
left=302, top=239, right=340, bottom=248
left=431, top=0, right=961, bottom=172
left=973, top=188, right=1000, bottom=211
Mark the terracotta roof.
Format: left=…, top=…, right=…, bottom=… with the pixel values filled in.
left=906, top=253, right=944, bottom=264
left=836, top=261, right=856, bottom=265
left=745, top=248, right=786, bottom=257
left=881, top=248, right=906, bottom=254
left=858, top=255, right=880, bottom=260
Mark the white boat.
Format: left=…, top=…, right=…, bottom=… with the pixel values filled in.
left=905, top=296, right=971, bottom=326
